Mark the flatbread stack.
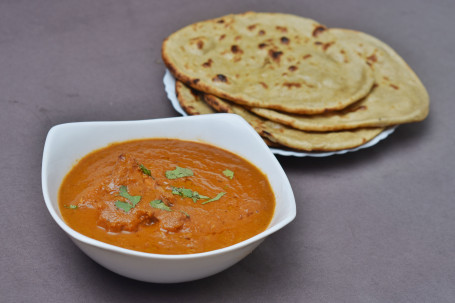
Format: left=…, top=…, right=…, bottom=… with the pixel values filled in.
left=162, top=12, right=429, bottom=152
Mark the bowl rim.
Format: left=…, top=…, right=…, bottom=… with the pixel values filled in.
left=42, top=114, right=296, bottom=260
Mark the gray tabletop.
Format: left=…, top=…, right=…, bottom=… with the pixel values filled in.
left=1, top=0, right=454, bottom=302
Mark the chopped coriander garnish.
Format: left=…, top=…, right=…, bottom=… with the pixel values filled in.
left=192, top=191, right=210, bottom=202
left=119, top=185, right=141, bottom=206
left=150, top=199, right=172, bottom=212
left=115, top=185, right=141, bottom=212
left=172, top=187, right=193, bottom=198
left=64, top=204, right=78, bottom=209
left=172, top=186, right=209, bottom=202
left=179, top=210, right=190, bottom=218
left=139, top=163, right=153, bottom=178
left=165, top=166, right=193, bottom=179
left=115, top=201, right=134, bottom=213
left=222, top=169, right=234, bottom=179
left=202, top=192, right=226, bottom=204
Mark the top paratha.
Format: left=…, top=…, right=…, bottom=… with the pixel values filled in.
left=251, top=28, right=430, bottom=131
left=162, top=12, right=375, bottom=114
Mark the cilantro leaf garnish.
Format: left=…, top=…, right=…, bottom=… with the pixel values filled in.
left=222, top=169, right=234, bottom=179
left=139, top=163, right=153, bottom=177
left=115, top=201, right=134, bottom=212
left=192, top=191, right=210, bottom=202
left=172, top=187, right=193, bottom=198
left=115, top=185, right=141, bottom=212
left=171, top=186, right=209, bottom=202
left=179, top=210, right=190, bottom=218
left=202, top=192, right=226, bottom=204
left=119, top=185, right=141, bottom=206
left=64, top=204, right=78, bottom=209
left=165, top=166, right=194, bottom=179
left=150, top=199, right=172, bottom=212
left=149, top=199, right=189, bottom=217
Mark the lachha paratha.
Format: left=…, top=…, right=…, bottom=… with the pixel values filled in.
left=175, top=80, right=215, bottom=115
left=175, top=80, right=282, bottom=148
left=202, top=93, right=384, bottom=152
left=251, top=29, right=429, bottom=131
left=162, top=12, right=375, bottom=114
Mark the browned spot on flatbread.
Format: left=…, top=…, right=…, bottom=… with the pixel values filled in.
left=288, top=65, right=298, bottom=71
left=269, top=50, right=283, bottom=63
left=283, top=82, right=301, bottom=88
left=390, top=84, right=400, bottom=90
left=303, top=54, right=312, bottom=60
left=202, top=59, right=213, bottom=68
left=276, top=26, right=288, bottom=33
left=188, top=86, right=200, bottom=98
left=231, top=45, right=243, bottom=54
left=258, top=30, right=266, bottom=36
left=280, top=37, right=290, bottom=45
left=339, top=49, right=349, bottom=63
left=258, top=43, right=267, bottom=49
left=367, top=54, right=378, bottom=63
left=247, top=24, right=257, bottom=31
left=219, top=34, right=226, bottom=41
left=166, top=64, right=178, bottom=76
left=212, top=74, right=228, bottom=83
left=322, top=42, right=334, bottom=51
left=312, top=25, right=326, bottom=37
left=259, top=82, right=269, bottom=89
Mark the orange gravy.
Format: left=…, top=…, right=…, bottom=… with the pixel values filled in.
left=59, top=139, right=275, bottom=254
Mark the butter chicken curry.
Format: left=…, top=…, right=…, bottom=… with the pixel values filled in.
left=59, top=139, right=275, bottom=254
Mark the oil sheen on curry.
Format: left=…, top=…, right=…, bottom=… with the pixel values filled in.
left=59, top=139, right=275, bottom=254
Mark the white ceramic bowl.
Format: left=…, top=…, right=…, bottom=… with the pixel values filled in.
left=42, top=113, right=296, bottom=283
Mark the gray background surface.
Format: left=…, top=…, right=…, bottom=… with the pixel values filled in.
left=1, top=0, right=454, bottom=302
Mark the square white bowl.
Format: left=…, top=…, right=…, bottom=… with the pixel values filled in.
left=42, top=113, right=296, bottom=283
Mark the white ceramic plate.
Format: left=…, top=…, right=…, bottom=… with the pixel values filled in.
left=163, top=69, right=396, bottom=157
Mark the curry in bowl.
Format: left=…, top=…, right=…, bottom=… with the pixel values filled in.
left=59, top=138, right=275, bottom=255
